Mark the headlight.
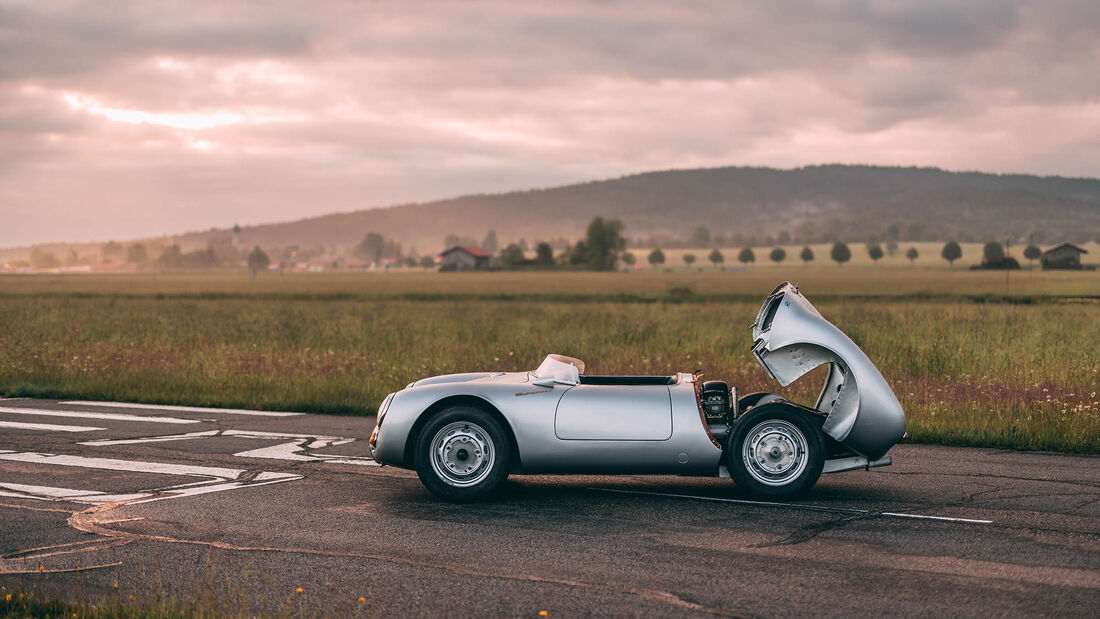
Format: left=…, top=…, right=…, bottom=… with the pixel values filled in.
left=376, top=392, right=395, bottom=424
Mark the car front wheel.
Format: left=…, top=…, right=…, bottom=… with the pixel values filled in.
left=728, top=404, right=824, bottom=499
left=414, top=406, right=512, bottom=502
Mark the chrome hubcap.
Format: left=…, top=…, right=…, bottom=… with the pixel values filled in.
left=430, top=421, right=495, bottom=487
left=742, top=419, right=808, bottom=486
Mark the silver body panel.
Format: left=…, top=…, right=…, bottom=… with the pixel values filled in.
left=555, top=385, right=672, bottom=440
left=373, top=282, right=905, bottom=474
left=372, top=371, right=723, bottom=474
left=821, top=456, right=893, bottom=474
left=751, top=283, right=906, bottom=459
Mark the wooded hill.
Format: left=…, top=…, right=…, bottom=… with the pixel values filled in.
left=206, top=165, right=1100, bottom=252
left=7, top=164, right=1100, bottom=259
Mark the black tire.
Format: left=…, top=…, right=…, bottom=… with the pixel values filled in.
left=727, top=403, right=824, bottom=500
left=413, top=406, right=513, bottom=502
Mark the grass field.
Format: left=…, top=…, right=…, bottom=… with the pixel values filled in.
left=2, top=264, right=1098, bottom=298
left=1, top=268, right=1097, bottom=453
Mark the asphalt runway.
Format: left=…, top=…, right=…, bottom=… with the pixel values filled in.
left=1, top=397, right=1097, bottom=617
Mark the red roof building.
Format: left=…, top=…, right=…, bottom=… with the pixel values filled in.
left=440, top=246, right=491, bottom=271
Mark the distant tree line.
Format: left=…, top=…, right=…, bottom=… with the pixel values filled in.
left=621, top=220, right=1096, bottom=252
left=13, top=205, right=1069, bottom=275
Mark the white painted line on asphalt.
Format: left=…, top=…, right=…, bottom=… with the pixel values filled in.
left=880, top=512, right=994, bottom=524
left=590, top=488, right=994, bottom=524
left=82, top=429, right=380, bottom=466
left=0, top=420, right=105, bottom=432
left=1, top=482, right=106, bottom=499
left=0, top=406, right=200, bottom=425
left=0, top=482, right=146, bottom=502
left=79, top=430, right=222, bottom=445
left=61, top=401, right=303, bottom=417
left=590, top=487, right=868, bottom=515
left=0, top=451, right=302, bottom=505
left=82, top=429, right=348, bottom=445
left=0, top=451, right=248, bottom=479
left=232, top=442, right=379, bottom=465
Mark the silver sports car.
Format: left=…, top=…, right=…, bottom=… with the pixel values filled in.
left=370, top=282, right=907, bottom=501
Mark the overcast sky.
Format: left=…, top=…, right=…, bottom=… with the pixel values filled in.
left=2, top=0, right=1098, bottom=247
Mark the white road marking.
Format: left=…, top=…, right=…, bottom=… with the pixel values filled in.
left=0, top=450, right=302, bottom=505
left=79, top=430, right=222, bottom=445
left=591, top=487, right=866, bottom=515
left=0, top=406, right=199, bottom=425
left=0, top=482, right=147, bottom=503
left=590, top=488, right=993, bottom=525
left=880, top=512, right=994, bottom=524
left=0, top=451, right=249, bottom=478
left=61, top=401, right=303, bottom=417
left=83, top=429, right=347, bottom=446
left=81, top=429, right=379, bottom=466
left=0, top=420, right=104, bottom=432
left=232, top=441, right=377, bottom=465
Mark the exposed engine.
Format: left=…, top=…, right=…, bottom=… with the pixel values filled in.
left=700, top=380, right=736, bottom=440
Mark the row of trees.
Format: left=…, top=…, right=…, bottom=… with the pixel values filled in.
left=640, top=244, right=881, bottom=267
left=458, top=218, right=1051, bottom=272
left=475, top=217, right=628, bottom=271
left=631, top=240, right=1040, bottom=268
left=248, top=234, right=1042, bottom=275
left=19, top=217, right=1050, bottom=273
left=626, top=223, right=1081, bottom=254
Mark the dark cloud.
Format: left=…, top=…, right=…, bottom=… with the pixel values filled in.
left=1, top=0, right=1098, bottom=246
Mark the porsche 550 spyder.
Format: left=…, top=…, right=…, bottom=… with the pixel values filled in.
left=369, top=282, right=907, bottom=501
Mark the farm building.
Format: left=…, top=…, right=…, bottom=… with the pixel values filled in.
left=1041, top=242, right=1090, bottom=270
left=440, top=246, right=491, bottom=271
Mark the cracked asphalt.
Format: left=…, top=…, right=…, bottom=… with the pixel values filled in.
left=1, top=398, right=1098, bottom=617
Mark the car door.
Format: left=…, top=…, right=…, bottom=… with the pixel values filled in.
left=554, top=384, right=673, bottom=440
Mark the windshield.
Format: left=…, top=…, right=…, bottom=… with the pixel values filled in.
left=532, top=354, right=585, bottom=383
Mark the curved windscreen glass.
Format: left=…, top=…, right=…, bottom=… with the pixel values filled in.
left=532, top=354, right=585, bottom=383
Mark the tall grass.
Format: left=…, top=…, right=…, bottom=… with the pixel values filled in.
left=1, top=293, right=1096, bottom=452
left=2, top=266, right=1097, bottom=299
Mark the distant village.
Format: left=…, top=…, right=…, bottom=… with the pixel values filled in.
left=1, top=219, right=1094, bottom=274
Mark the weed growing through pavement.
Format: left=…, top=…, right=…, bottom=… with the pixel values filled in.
left=1, top=551, right=377, bottom=618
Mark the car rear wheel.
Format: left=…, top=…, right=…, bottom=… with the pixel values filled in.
left=414, top=406, right=512, bottom=502
left=728, top=403, right=824, bottom=499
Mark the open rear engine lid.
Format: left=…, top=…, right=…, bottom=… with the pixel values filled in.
left=751, top=283, right=905, bottom=459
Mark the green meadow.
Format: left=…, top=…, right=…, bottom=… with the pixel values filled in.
left=1, top=268, right=1097, bottom=452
